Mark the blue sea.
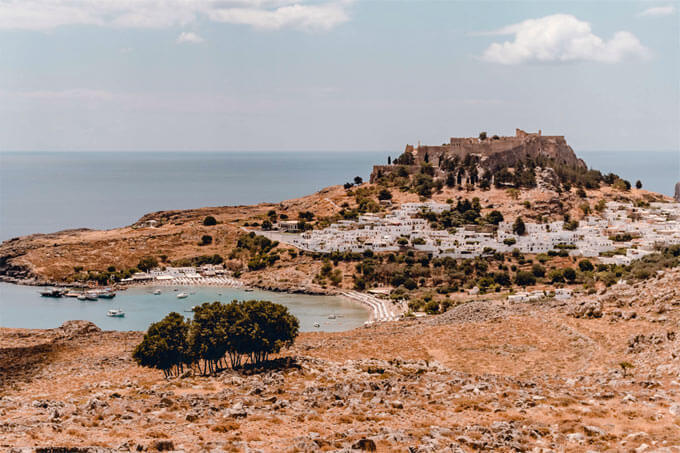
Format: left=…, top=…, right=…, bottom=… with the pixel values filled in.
left=0, top=151, right=677, bottom=241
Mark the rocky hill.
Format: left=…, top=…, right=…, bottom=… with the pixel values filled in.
left=371, top=129, right=586, bottom=185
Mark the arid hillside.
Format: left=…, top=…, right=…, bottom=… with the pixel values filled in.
left=1, top=269, right=679, bottom=451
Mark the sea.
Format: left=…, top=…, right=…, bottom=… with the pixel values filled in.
left=0, top=150, right=678, bottom=331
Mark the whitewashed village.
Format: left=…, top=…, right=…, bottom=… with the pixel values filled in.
left=282, top=201, right=680, bottom=265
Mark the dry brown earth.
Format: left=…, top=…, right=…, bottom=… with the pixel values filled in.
left=1, top=269, right=679, bottom=452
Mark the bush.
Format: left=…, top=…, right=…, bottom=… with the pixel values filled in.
left=514, top=271, right=536, bottom=286
left=137, top=256, right=159, bottom=272
left=562, top=267, right=577, bottom=282
left=578, top=259, right=594, bottom=272
left=531, top=263, right=546, bottom=278
left=203, top=216, right=217, bottom=226
left=200, top=235, right=213, bottom=246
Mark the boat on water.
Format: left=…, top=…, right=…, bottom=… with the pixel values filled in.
left=328, top=314, right=337, bottom=320
left=313, top=322, right=320, bottom=328
left=106, top=309, right=125, bottom=317
left=244, top=288, right=254, bottom=292
left=177, top=292, right=189, bottom=299
left=153, top=289, right=161, bottom=295
left=98, top=291, right=116, bottom=299
left=64, top=291, right=81, bottom=298
left=39, top=288, right=65, bottom=298
left=83, top=292, right=98, bottom=301
left=77, top=294, right=87, bottom=301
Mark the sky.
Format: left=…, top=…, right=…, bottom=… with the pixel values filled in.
left=0, top=0, right=678, bottom=153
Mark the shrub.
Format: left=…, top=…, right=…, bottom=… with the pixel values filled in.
left=531, top=263, right=546, bottom=278
left=578, top=259, right=594, bottom=272
left=203, top=216, right=217, bottom=226
left=200, top=235, right=213, bottom=246
left=137, top=256, right=159, bottom=272
left=514, top=271, right=536, bottom=287
left=563, top=267, right=577, bottom=282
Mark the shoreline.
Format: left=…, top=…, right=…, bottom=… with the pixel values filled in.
left=0, top=279, right=385, bottom=328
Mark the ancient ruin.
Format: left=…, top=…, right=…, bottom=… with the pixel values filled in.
left=371, top=129, right=586, bottom=183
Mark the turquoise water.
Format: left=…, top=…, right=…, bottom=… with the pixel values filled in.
left=0, top=151, right=677, bottom=241
left=0, top=283, right=369, bottom=332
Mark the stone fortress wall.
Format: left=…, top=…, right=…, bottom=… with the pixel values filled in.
left=371, top=129, right=586, bottom=183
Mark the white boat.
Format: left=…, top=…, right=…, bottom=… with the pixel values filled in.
left=98, top=291, right=116, bottom=299
left=77, top=294, right=87, bottom=301
left=328, top=314, right=336, bottom=319
left=153, top=289, right=161, bottom=295
left=84, top=292, right=98, bottom=301
left=106, top=309, right=125, bottom=317
left=177, top=292, right=188, bottom=299
left=313, top=322, right=320, bottom=328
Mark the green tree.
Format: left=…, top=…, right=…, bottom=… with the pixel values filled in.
left=378, top=188, right=393, bottom=200
left=486, top=210, right=504, bottom=225
left=512, top=217, right=526, bottom=236
left=479, top=131, right=487, bottom=140
left=562, top=267, right=577, bottom=282
left=261, top=219, right=273, bottom=230
left=203, top=216, right=217, bottom=226
left=200, top=235, right=213, bottom=246
left=578, top=259, right=594, bottom=272
left=514, top=271, right=536, bottom=287
left=237, top=300, right=300, bottom=365
left=137, top=256, right=159, bottom=272
left=531, top=263, right=546, bottom=278
left=635, top=180, right=642, bottom=189
left=132, top=312, right=190, bottom=377
left=354, top=176, right=363, bottom=185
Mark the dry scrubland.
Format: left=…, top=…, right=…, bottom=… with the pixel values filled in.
left=2, top=269, right=680, bottom=452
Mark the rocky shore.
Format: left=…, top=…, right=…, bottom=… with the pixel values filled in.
left=2, top=269, right=679, bottom=452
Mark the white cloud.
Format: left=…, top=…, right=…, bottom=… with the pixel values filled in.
left=0, top=0, right=350, bottom=31
left=639, top=5, right=676, bottom=17
left=481, top=14, right=650, bottom=64
left=177, top=32, right=204, bottom=44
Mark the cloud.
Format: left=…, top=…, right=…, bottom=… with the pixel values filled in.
left=638, top=5, right=676, bottom=17
left=0, top=0, right=350, bottom=31
left=176, top=32, right=204, bottom=44
left=481, top=14, right=650, bottom=64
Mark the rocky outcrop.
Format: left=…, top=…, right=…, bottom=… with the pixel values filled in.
left=371, top=129, right=586, bottom=183
left=675, top=182, right=680, bottom=202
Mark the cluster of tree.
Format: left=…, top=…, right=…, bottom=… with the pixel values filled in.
left=133, top=300, right=299, bottom=377
left=171, top=254, right=224, bottom=267
left=230, top=233, right=280, bottom=271
left=413, top=198, right=501, bottom=229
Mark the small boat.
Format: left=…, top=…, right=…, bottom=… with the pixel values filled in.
left=77, top=294, right=87, bottom=301
left=328, top=314, right=336, bottom=320
left=313, top=322, right=320, bottom=328
left=64, top=291, right=81, bottom=298
left=106, top=309, right=125, bottom=317
left=98, top=291, right=116, bottom=299
left=177, top=292, right=188, bottom=299
left=244, top=288, right=254, bottom=292
left=84, top=292, right=98, bottom=301
left=153, top=289, right=161, bottom=295
left=39, top=288, right=64, bottom=298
